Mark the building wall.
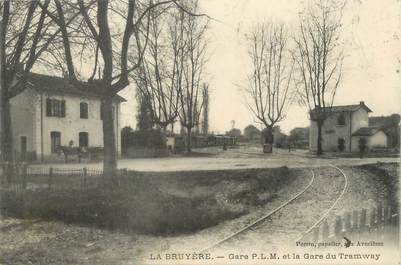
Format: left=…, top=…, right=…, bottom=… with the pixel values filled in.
left=33, top=93, right=44, bottom=160
left=10, top=89, right=37, bottom=156
left=309, top=108, right=369, bottom=152
left=116, top=103, right=122, bottom=156
left=30, top=91, right=122, bottom=159
left=351, top=131, right=388, bottom=152
left=369, top=131, right=387, bottom=147
left=309, top=120, right=317, bottom=152
left=351, top=108, right=369, bottom=133
left=309, top=112, right=352, bottom=152
left=166, top=136, right=175, bottom=150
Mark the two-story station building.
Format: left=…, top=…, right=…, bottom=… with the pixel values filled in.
left=10, top=73, right=125, bottom=161
left=309, top=101, right=388, bottom=152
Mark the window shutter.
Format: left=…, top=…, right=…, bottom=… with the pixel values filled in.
left=80, top=102, right=88, bottom=119
left=46, top=99, right=52, bottom=116
left=55, top=99, right=60, bottom=117
left=61, top=100, right=66, bottom=117
left=52, top=99, right=57, bottom=116
left=85, top=103, right=88, bottom=119
left=100, top=103, right=103, bottom=120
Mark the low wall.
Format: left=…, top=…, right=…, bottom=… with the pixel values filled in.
left=124, top=147, right=169, bottom=158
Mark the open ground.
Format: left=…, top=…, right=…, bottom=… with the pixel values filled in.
left=0, top=145, right=398, bottom=265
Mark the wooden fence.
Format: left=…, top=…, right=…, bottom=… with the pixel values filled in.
left=304, top=205, right=399, bottom=244
left=0, top=162, right=130, bottom=193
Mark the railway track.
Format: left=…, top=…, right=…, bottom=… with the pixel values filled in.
left=295, top=164, right=348, bottom=242
left=200, top=165, right=348, bottom=252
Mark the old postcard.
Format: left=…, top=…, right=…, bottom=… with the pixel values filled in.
left=0, top=0, right=399, bottom=264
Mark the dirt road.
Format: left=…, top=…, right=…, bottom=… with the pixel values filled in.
left=29, top=147, right=399, bottom=172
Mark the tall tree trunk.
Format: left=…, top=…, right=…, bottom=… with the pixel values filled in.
left=102, top=97, right=117, bottom=176
left=1, top=98, right=13, bottom=162
left=264, top=126, right=274, bottom=145
left=0, top=7, right=12, bottom=164
left=186, top=127, right=192, bottom=153
left=317, top=121, right=324, bottom=155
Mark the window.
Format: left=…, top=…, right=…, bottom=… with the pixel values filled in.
left=79, top=132, right=89, bottom=147
left=50, top=131, right=61, bottom=153
left=80, top=102, right=88, bottom=119
left=46, top=98, right=65, bottom=117
left=337, top=113, right=345, bottom=126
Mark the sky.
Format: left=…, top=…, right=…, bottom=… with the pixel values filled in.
left=119, top=0, right=401, bottom=134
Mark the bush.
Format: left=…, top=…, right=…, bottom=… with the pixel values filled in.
left=121, top=129, right=166, bottom=153
left=360, top=163, right=399, bottom=209
left=121, top=129, right=167, bottom=157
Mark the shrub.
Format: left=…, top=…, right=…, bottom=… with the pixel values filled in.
left=122, top=129, right=166, bottom=151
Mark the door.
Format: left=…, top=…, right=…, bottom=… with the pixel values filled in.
left=50, top=131, right=61, bottom=153
left=79, top=132, right=89, bottom=148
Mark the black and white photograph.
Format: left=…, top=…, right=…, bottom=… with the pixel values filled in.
left=0, top=0, right=399, bottom=264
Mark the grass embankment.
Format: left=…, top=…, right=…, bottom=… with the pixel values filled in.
left=359, top=162, right=399, bottom=209
left=1, top=167, right=297, bottom=235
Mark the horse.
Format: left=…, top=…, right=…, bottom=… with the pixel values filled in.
left=57, top=146, right=89, bottom=163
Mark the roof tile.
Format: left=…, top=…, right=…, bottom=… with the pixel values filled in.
left=352, top=127, right=384, bottom=136
left=26, top=72, right=126, bottom=102
left=311, top=103, right=372, bottom=114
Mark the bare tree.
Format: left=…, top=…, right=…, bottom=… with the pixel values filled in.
left=135, top=90, right=154, bottom=132
left=293, top=0, right=344, bottom=155
left=41, top=0, right=204, bottom=175
left=177, top=2, right=209, bottom=152
left=133, top=6, right=181, bottom=133
left=0, top=1, right=73, bottom=163
left=246, top=22, right=295, bottom=147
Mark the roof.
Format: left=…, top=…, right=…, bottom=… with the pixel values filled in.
left=352, top=127, right=385, bottom=137
left=311, top=102, right=372, bottom=114
left=26, top=72, right=126, bottom=102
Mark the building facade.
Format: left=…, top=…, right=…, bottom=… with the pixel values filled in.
left=309, top=102, right=388, bottom=152
left=10, top=73, right=125, bottom=161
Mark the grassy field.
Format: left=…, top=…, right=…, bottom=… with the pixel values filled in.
left=1, top=166, right=301, bottom=235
